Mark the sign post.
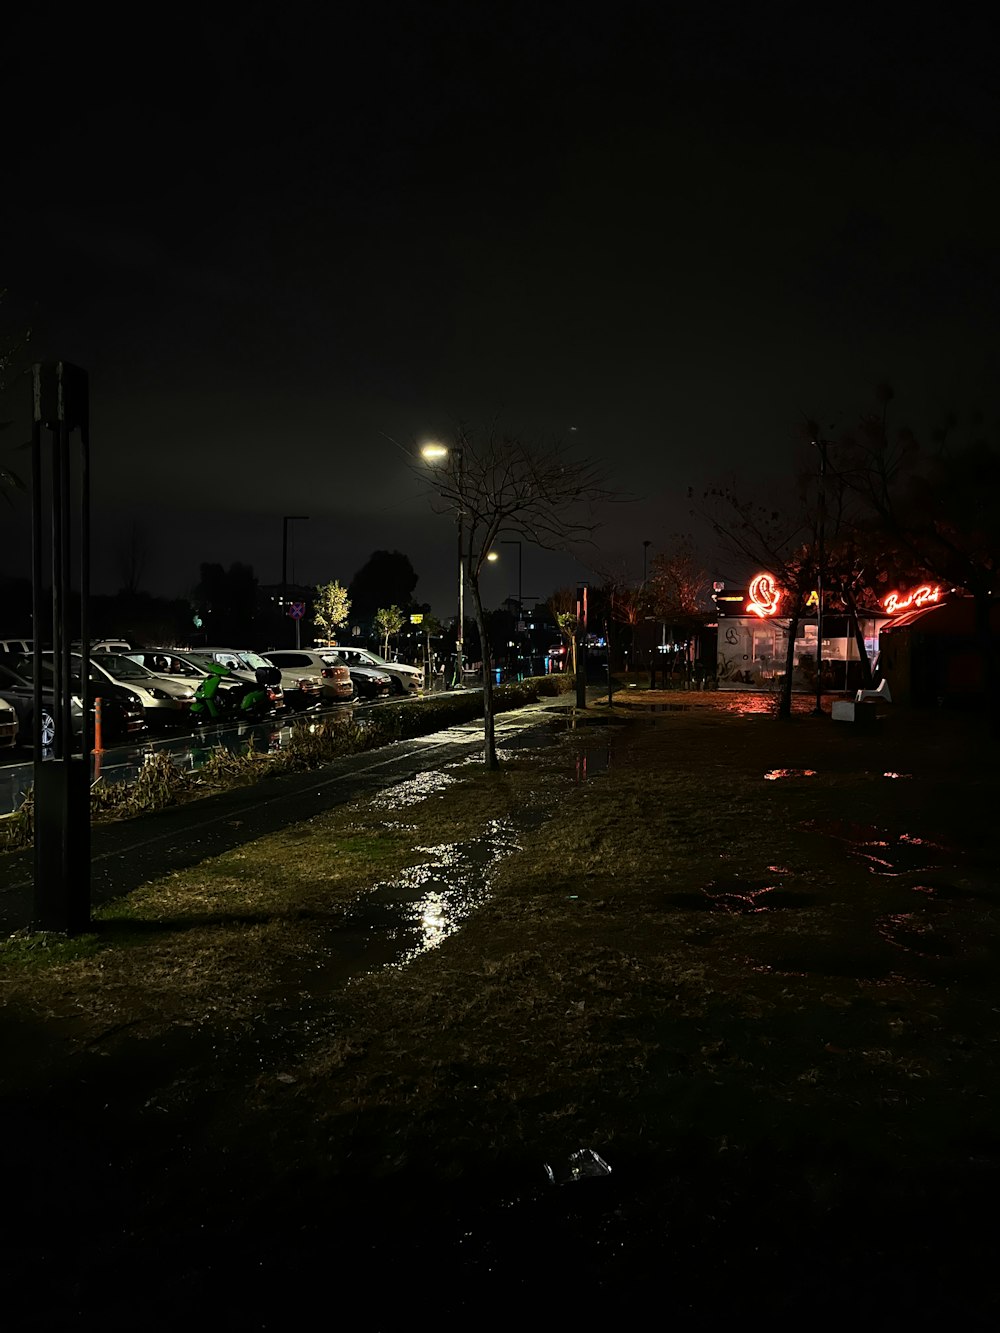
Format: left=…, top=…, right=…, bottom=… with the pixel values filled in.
left=288, top=600, right=306, bottom=649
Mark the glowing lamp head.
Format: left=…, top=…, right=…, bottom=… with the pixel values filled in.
left=421, top=442, right=448, bottom=461
left=486, top=551, right=499, bottom=563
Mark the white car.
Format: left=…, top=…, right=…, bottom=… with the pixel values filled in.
left=89, top=653, right=197, bottom=727
left=263, top=650, right=354, bottom=705
left=334, top=647, right=423, bottom=695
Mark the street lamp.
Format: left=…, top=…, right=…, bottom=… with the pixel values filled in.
left=812, top=439, right=828, bottom=716
left=500, top=540, right=523, bottom=622
left=421, top=442, right=464, bottom=687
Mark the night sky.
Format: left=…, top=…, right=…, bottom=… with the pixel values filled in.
left=3, top=4, right=998, bottom=617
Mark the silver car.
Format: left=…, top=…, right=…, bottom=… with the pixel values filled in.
left=334, top=647, right=423, bottom=695
left=91, top=653, right=197, bottom=727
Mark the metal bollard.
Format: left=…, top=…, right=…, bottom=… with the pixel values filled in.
left=93, top=696, right=103, bottom=752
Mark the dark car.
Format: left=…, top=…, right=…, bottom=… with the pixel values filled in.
left=330, top=655, right=392, bottom=700
left=0, top=657, right=146, bottom=751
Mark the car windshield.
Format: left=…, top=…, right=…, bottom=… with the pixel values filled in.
left=233, top=651, right=270, bottom=670
left=184, top=653, right=221, bottom=672
left=94, top=653, right=154, bottom=680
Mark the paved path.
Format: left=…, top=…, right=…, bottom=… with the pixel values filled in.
left=0, top=704, right=561, bottom=932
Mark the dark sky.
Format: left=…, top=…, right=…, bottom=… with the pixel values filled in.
left=3, top=2, right=998, bottom=616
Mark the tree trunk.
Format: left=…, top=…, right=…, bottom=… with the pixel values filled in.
left=470, top=578, right=498, bottom=769
left=778, top=609, right=800, bottom=718
left=841, top=585, right=874, bottom=689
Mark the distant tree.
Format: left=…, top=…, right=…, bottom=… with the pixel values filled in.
left=648, top=538, right=710, bottom=625
left=547, top=587, right=581, bottom=672
left=421, top=426, right=609, bottom=768
left=701, top=481, right=815, bottom=717
left=842, top=392, right=1000, bottom=713
left=348, top=551, right=418, bottom=620
left=193, top=562, right=259, bottom=642
left=313, top=580, right=351, bottom=643
left=374, top=604, right=406, bottom=657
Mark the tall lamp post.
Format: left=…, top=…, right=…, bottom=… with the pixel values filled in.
left=812, top=439, right=828, bottom=716
left=501, top=539, right=523, bottom=679
left=421, top=443, right=464, bottom=687
left=282, top=515, right=309, bottom=646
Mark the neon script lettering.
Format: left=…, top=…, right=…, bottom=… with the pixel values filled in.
left=747, top=572, right=782, bottom=618
left=883, top=584, right=942, bottom=615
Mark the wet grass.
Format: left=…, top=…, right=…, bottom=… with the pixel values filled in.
left=1, top=694, right=999, bottom=1323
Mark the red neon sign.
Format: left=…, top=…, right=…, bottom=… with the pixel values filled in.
left=747, top=572, right=782, bottom=618
left=882, top=584, right=942, bottom=615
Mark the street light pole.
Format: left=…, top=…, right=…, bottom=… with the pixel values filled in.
left=501, top=538, right=523, bottom=680
left=282, top=515, right=308, bottom=647
left=455, top=448, right=464, bottom=688
left=812, top=439, right=828, bottom=716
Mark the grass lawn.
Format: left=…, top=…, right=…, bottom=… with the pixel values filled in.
left=1, top=691, right=998, bottom=1325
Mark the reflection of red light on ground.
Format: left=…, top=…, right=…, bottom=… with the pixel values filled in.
left=764, top=769, right=817, bottom=780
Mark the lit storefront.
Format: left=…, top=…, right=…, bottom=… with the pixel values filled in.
left=712, top=573, right=891, bottom=692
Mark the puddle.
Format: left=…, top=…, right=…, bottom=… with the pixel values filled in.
left=369, top=769, right=456, bottom=809
left=615, top=702, right=692, bottom=713
left=340, top=818, right=523, bottom=970
left=802, top=819, right=953, bottom=876
left=573, top=748, right=612, bottom=782
left=545, top=708, right=628, bottom=730
left=659, top=877, right=819, bottom=914
left=877, top=912, right=958, bottom=958
left=764, top=769, right=818, bottom=781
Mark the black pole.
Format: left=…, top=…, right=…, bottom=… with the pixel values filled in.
left=575, top=582, right=588, bottom=709
left=813, top=439, right=828, bottom=715
left=31, top=363, right=91, bottom=934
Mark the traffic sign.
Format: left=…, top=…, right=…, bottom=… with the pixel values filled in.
left=288, top=601, right=306, bottom=620
left=410, top=613, right=424, bottom=624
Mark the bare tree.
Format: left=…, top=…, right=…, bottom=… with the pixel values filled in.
left=701, top=481, right=816, bottom=717
left=421, top=426, right=609, bottom=768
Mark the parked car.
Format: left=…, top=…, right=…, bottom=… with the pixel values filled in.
left=262, top=650, right=354, bottom=705
left=196, top=648, right=286, bottom=710
left=0, top=657, right=146, bottom=750
left=90, top=652, right=197, bottom=727
left=73, top=638, right=132, bottom=654
left=325, top=652, right=392, bottom=700
left=0, top=697, right=18, bottom=749
left=0, top=638, right=33, bottom=659
left=334, top=647, right=423, bottom=695
left=125, top=648, right=284, bottom=715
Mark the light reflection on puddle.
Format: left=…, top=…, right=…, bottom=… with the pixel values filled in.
left=369, top=769, right=456, bottom=809
left=764, top=768, right=817, bottom=781
left=342, top=817, right=525, bottom=969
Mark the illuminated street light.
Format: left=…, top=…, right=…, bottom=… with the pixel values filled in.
left=486, top=550, right=499, bottom=562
